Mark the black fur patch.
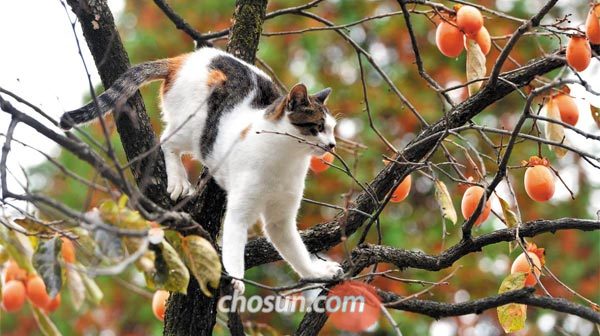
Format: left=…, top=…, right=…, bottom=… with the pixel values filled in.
left=200, top=56, right=282, bottom=158
left=252, top=74, right=281, bottom=108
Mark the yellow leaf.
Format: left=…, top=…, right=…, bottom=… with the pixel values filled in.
left=543, top=99, right=569, bottom=157
left=434, top=180, right=457, bottom=225
left=181, top=235, right=221, bottom=297
left=67, top=268, right=85, bottom=310
left=497, top=272, right=527, bottom=333
left=498, top=196, right=520, bottom=228
left=466, top=39, right=486, bottom=96
left=591, top=105, right=600, bottom=128
left=81, top=271, right=103, bottom=305
left=148, top=240, right=190, bottom=294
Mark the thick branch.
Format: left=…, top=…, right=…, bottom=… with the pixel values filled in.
left=379, top=288, right=600, bottom=324
left=349, top=219, right=600, bottom=273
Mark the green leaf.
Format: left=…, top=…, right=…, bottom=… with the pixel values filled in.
left=497, top=272, right=527, bottom=333
left=67, top=268, right=85, bottom=310
left=149, top=240, right=189, bottom=294
left=31, top=305, right=62, bottom=336
left=433, top=179, right=457, bottom=225
left=181, top=235, right=221, bottom=297
left=32, top=237, right=62, bottom=298
left=465, top=38, right=486, bottom=96
left=498, top=196, right=520, bottom=228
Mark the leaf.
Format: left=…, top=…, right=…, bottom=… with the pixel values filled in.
left=81, top=271, right=103, bottom=305
left=32, top=237, right=62, bottom=298
left=67, top=268, right=85, bottom=310
left=497, top=272, right=527, bottom=333
left=14, top=218, right=53, bottom=235
left=181, top=235, right=221, bottom=297
left=97, top=198, right=150, bottom=253
left=31, top=305, right=62, bottom=336
left=98, top=197, right=149, bottom=230
left=466, top=39, right=486, bottom=96
left=92, top=229, right=125, bottom=259
left=148, top=240, right=189, bottom=294
left=592, top=105, right=600, bottom=128
left=498, top=196, right=520, bottom=228
left=543, top=98, right=569, bottom=157
left=433, top=180, right=457, bottom=225
left=0, top=227, right=34, bottom=272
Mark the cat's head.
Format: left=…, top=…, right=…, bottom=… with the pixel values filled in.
left=283, top=83, right=336, bottom=155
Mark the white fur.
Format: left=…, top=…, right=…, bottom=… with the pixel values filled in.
left=159, top=48, right=340, bottom=293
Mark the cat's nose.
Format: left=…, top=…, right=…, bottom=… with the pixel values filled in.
left=328, top=143, right=336, bottom=150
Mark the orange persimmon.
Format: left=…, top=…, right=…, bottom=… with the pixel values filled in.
left=436, top=20, right=464, bottom=57
left=460, top=186, right=491, bottom=226
left=524, top=165, right=555, bottom=202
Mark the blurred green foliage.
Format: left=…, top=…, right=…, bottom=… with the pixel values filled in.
left=2, top=0, right=598, bottom=335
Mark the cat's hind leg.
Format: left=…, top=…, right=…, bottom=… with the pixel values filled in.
left=161, top=127, right=194, bottom=201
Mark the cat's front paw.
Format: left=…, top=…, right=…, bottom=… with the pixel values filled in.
left=167, top=175, right=194, bottom=201
left=306, top=259, right=344, bottom=280
left=231, top=279, right=245, bottom=295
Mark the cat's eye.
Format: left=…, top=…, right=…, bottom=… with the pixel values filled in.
left=317, top=124, right=324, bottom=132
left=310, top=128, right=318, bottom=136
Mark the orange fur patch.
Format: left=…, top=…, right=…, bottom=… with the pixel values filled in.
left=161, top=54, right=188, bottom=95
left=240, top=124, right=252, bottom=139
left=206, top=69, right=227, bottom=87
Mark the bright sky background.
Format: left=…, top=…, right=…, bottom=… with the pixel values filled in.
left=0, top=0, right=599, bottom=217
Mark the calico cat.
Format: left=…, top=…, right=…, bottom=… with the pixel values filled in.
left=60, top=47, right=342, bottom=293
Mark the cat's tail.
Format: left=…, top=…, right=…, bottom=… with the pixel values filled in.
left=59, top=59, right=171, bottom=130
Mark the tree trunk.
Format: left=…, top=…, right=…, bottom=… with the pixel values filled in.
left=66, top=0, right=267, bottom=334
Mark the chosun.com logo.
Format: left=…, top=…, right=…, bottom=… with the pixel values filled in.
left=218, top=280, right=382, bottom=332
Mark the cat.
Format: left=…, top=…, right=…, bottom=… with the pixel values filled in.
left=60, top=47, right=343, bottom=293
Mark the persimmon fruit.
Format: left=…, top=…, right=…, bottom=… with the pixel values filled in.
left=61, top=237, right=75, bottom=263
left=310, top=152, right=334, bottom=173
left=586, top=5, right=600, bottom=44
left=327, top=281, right=381, bottom=332
left=553, top=94, right=579, bottom=126
left=26, top=276, right=51, bottom=309
left=1, top=280, right=26, bottom=312
left=511, top=252, right=542, bottom=286
left=465, top=26, right=491, bottom=55
left=460, top=186, right=491, bottom=226
left=2, top=260, right=26, bottom=283
left=456, top=6, right=484, bottom=36
left=566, top=36, right=591, bottom=72
left=45, top=293, right=61, bottom=313
left=436, top=20, right=464, bottom=57
left=524, top=165, right=555, bottom=202
left=390, top=175, right=412, bottom=203
left=152, top=290, right=169, bottom=322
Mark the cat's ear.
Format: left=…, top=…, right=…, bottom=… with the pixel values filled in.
left=287, top=83, right=309, bottom=110
left=312, top=87, right=331, bottom=104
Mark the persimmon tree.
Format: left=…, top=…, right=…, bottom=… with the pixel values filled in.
left=0, top=0, right=599, bottom=335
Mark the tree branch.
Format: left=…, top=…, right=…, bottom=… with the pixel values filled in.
left=379, top=287, right=600, bottom=323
